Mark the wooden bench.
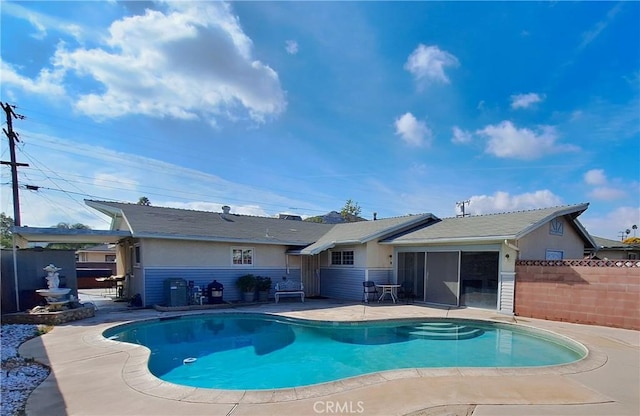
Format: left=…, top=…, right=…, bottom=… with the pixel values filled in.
left=274, top=279, right=305, bottom=303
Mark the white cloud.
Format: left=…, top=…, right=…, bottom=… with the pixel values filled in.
left=44, top=2, right=286, bottom=124
left=93, top=173, right=138, bottom=191
left=27, top=14, right=47, bottom=39
left=5, top=129, right=318, bottom=228
left=583, top=169, right=627, bottom=200
left=1, top=60, right=66, bottom=96
left=588, top=187, right=627, bottom=201
left=570, top=110, right=583, bottom=121
left=464, top=190, right=564, bottom=215
left=285, top=40, right=299, bottom=55
left=584, top=169, right=607, bottom=186
left=394, top=112, right=432, bottom=147
left=1, top=1, right=85, bottom=41
left=404, top=44, right=459, bottom=87
left=580, top=206, right=640, bottom=240
left=578, top=2, right=623, bottom=51
left=510, top=92, right=544, bottom=109
left=451, top=126, right=472, bottom=144
left=477, top=120, right=579, bottom=160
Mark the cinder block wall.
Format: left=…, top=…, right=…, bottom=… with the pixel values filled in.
left=514, top=261, right=640, bottom=330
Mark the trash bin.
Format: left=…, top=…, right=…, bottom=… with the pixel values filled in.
left=207, top=280, right=224, bottom=304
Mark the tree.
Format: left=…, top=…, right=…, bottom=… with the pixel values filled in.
left=340, top=199, right=362, bottom=222
left=46, top=222, right=94, bottom=250
left=137, top=196, right=151, bottom=206
left=55, top=222, right=91, bottom=230
left=622, top=237, right=640, bottom=245
left=1, top=212, right=14, bottom=248
left=303, top=216, right=324, bottom=223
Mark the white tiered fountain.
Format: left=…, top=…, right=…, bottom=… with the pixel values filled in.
left=36, top=264, right=71, bottom=311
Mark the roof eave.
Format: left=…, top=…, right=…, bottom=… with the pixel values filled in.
left=131, top=232, right=314, bottom=246
left=382, top=235, right=515, bottom=245
left=10, top=226, right=131, bottom=244
left=300, top=241, right=337, bottom=255
left=85, top=200, right=131, bottom=232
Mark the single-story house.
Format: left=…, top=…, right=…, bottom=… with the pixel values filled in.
left=76, top=243, right=117, bottom=262
left=11, top=201, right=595, bottom=314
left=585, top=236, right=640, bottom=260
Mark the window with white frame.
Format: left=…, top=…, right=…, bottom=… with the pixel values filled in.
left=545, top=250, right=563, bottom=260
left=232, top=248, right=254, bottom=265
left=134, top=244, right=141, bottom=266
left=331, top=250, right=354, bottom=265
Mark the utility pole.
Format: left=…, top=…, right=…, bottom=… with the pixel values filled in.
left=1, top=102, right=28, bottom=226
left=456, top=200, right=470, bottom=217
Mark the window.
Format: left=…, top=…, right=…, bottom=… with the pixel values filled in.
left=545, top=250, right=563, bottom=260
left=105, top=255, right=116, bottom=262
left=134, top=244, right=141, bottom=266
left=331, top=250, right=354, bottom=265
left=232, top=248, right=253, bottom=265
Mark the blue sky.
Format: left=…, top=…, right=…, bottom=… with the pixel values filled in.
left=1, top=1, right=638, bottom=241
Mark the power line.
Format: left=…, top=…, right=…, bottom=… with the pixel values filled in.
left=10, top=107, right=451, bottom=218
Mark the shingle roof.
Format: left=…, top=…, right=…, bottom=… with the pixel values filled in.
left=85, top=200, right=594, bottom=250
left=591, top=236, right=635, bottom=249
left=85, top=200, right=334, bottom=246
left=300, top=213, right=438, bottom=254
left=78, top=243, right=115, bottom=252
left=385, top=204, right=592, bottom=245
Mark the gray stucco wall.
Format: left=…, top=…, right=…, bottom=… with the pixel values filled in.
left=518, top=218, right=585, bottom=259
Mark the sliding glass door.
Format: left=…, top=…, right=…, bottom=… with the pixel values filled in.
left=398, top=250, right=498, bottom=308
left=460, top=252, right=499, bottom=308
left=425, top=252, right=460, bottom=305
left=397, top=252, right=425, bottom=301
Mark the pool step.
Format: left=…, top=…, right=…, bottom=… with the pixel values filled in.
left=400, top=322, right=484, bottom=340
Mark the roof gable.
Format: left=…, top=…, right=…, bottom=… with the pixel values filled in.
left=385, top=204, right=593, bottom=245
left=300, top=213, right=438, bottom=255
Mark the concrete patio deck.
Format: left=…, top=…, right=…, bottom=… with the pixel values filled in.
left=19, top=296, right=640, bottom=416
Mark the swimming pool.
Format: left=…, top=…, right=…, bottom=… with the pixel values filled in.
left=103, top=313, right=586, bottom=390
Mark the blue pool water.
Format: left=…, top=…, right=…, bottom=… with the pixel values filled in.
left=103, top=313, right=585, bottom=390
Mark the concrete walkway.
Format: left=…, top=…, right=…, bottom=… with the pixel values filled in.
left=19, top=299, right=639, bottom=416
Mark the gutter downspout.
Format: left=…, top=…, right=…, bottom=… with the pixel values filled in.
left=504, top=239, right=520, bottom=252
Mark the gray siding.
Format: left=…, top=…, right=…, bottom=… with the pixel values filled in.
left=367, top=269, right=393, bottom=285
left=319, top=267, right=366, bottom=300
left=144, top=267, right=299, bottom=306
